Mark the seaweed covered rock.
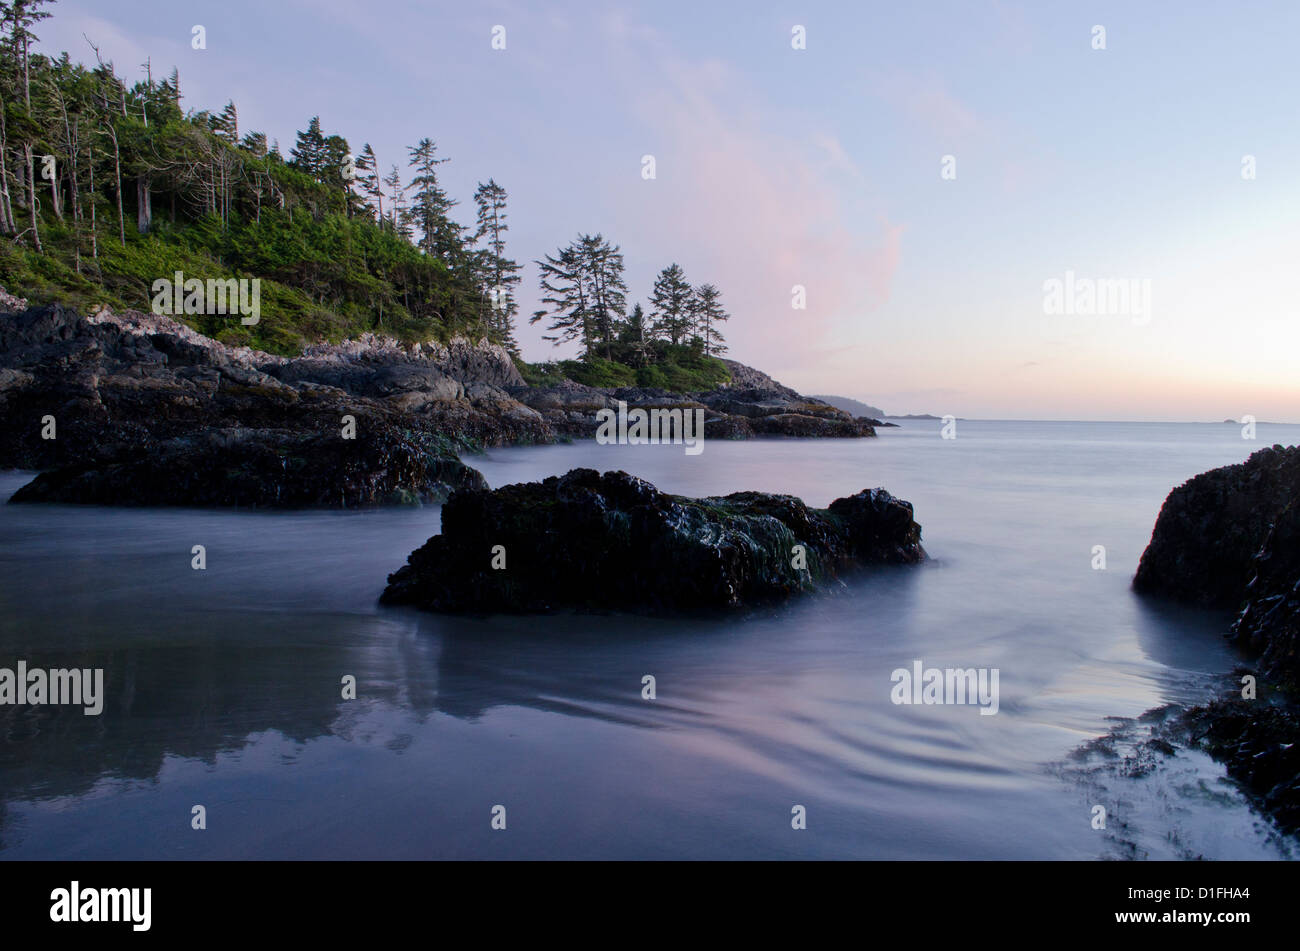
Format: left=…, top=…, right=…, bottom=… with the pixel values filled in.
left=8, top=424, right=486, bottom=508
left=1232, top=498, right=1300, bottom=690
left=381, top=468, right=924, bottom=614
left=1177, top=699, right=1300, bottom=832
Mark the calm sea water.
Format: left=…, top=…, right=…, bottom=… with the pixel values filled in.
left=1, top=420, right=1297, bottom=860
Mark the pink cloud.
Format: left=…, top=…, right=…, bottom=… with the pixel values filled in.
left=610, top=52, right=901, bottom=376
left=873, top=71, right=983, bottom=142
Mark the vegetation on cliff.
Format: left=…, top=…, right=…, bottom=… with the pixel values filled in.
left=0, top=1, right=735, bottom=395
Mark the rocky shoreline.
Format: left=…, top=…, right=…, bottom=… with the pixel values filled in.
left=0, top=299, right=883, bottom=507
left=1132, top=444, right=1300, bottom=832
left=381, top=467, right=925, bottom=614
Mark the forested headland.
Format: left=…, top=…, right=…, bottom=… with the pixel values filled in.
left=0, top=0, right=735, bottom=392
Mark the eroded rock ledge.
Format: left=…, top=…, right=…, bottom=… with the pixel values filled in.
left=381, top=468, right=925, bottom=614
left=9, top=427, right=486, bottom=508
left=2, top=300, right=885, bottom=507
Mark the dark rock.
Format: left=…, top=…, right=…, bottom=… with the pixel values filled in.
left=9, top=425, right=485, bottom=508
left=1129, top=446, right=1300, bottom=835
left=703, top=414, right=754, bottom=440
left=0, top=303, right=545, bottom=501
left=1176, top=699, right=1300, bottom=833
left=1134, top=445, right=1300, bottom=609
left=749, top=413, right=874, bottom=438
left=1, top=300, right=889, bottom=510
left=718, top=359, right=801, bottom=398
left=1133, top=444, right=1300, bottom=690
left=1233, top=499, right=1300, bottom=691
left=381, top=468, right=924, bottom=614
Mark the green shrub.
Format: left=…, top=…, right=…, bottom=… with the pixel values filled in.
left=559, top=356, right=636, bottom=388
left=514, top=348, right=731, bottom=394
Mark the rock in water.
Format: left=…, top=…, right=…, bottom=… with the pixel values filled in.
left=381, top=468, right=925, bottom=614
left=1133, top=444, right=1300, bottom=688
left=8, top=426, right=487, bottom=508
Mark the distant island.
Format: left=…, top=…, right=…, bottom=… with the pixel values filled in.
left=810, top=395, right=886, bottom=419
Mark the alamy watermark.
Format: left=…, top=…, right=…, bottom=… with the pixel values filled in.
left=151, top=270, right=261, bottom=325
left=1042, top=270, right=1151, bottom=326
left=595, top=400, right=705, bottom=456
left=50, top=882, right=150, bottom=931
left=0, top=661, right=104, bottom=715
left=890, top=660, right=999, bottom=715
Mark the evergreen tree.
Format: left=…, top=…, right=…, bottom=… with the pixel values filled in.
left=320, top=133, right=360, bottom=215
left=577, top=233, right=626, bottom=359
left=532, top=243, right=589, bottom=352
left=532, top=235, right=626, bottom=359
left=691, top=283, right=729, bottom=356
left=5, top=0, right=53, bottom=109
left=650, top=262, right=693, bottom=345
left=214, top=100, right=237, bottom=142
left=356, top=143, right=382, bottom=223
left=289, top=115, right=325, bottom=178
left=240, top=130, right=267, bottom=157
left=383, top=163, right=410, bottom=239
left=622, top=302, right=651, bottom=366
left=406, top=137, right=461, bottom=260
left=472, top=178, right=520, bottom=351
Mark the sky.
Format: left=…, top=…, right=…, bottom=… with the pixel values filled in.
left=37, top=0, right=1300, bottom=421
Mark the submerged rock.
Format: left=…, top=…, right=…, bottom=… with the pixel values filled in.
left=381, top=468, right=924, bottom=614
left=8, top=425, right=486, bottom=508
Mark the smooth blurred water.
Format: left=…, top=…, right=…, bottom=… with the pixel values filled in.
left=1, top=420, right=1297, bottom=859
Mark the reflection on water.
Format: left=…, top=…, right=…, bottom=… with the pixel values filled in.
left=1, top=420, right=1297, bottom=859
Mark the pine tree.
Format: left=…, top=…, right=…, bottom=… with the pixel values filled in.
left=240, top=130, right=267, bottom=157
left=532, top=244, right=589, bottom=352
left=356, top=143, right=382, bottom=223
left=650, top=263, right=693, bottom=345
left=623, top=302, right=651, bottom=366
left=382, top=164, right=409, bottom=238
left=289, top=115, right=326, bottom=178
left=321, top=133, right=358, bottom=215
left=406, top=137, right=461, bottom=260
left=160, top=66, right=180, bottom=108
left=691, top=283, right=729, bottom=356
left=577, top=233, right=626, bottom=359
left=6, top=0, right=53, bottom=110
left=472, top=178, right=520, bottom=350
left=214, top=100, right=237, bottom=142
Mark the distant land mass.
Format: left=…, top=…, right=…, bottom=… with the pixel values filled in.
left=887, top=414, right=943, bottom=421
left=811, top=395, right=886, bottom=419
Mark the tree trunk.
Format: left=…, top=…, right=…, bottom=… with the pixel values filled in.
left=136, top=174, right=152, bottom=233
left=23, top=143, right=40, bottom=252
left=22, top=37, right=30, bottom=110
left=48, top=159, right=63, bottom=220
left=0, top=105, right=14, bottom=234
left=108, top=129, right=125, bottom=248
left=88, top=138, right=97, bottom=266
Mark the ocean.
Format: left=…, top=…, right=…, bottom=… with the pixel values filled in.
left=1, top=419, right=1296, bottom=859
